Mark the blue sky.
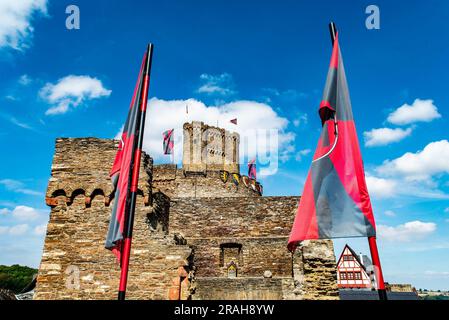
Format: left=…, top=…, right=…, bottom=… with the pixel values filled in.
left=1, top=0, right=449, bottom=291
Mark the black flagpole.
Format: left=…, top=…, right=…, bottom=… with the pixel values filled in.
left=328, top=22, right=387, bottom=301
left=118, top=44, right=154, bottom=300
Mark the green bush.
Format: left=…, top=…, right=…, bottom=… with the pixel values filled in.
left=0, top=265, right=37, bottom=294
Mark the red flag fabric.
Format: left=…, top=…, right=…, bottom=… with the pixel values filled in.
left=230, top=118, right=237, bottom=125
left=248, top=158, right=256, bottom=180
left=163, top=129, right=174, bottom=155
left=288, top=33, right=376, bottom=252
left=105, top=55, right=145, bottom=262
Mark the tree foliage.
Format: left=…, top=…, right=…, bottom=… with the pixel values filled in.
left=0, top=265, right=37, bottom=294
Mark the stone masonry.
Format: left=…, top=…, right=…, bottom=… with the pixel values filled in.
left=34, top=122, right=339, bottom=300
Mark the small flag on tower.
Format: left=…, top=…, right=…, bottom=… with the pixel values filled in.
left=230, top=118, right=237, bottom=125
left=163, top=129, right=174, bottom=155
left=248, top=158, right=256, bottom=180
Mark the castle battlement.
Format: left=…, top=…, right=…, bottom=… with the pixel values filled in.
left=45, top=138, right=152, bottom=208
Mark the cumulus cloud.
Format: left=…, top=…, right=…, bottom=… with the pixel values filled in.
left=18, top=74, right=31, bottom=85
left=365, top=175, right=397, bottom=198
left=0, top=179, right=42, bottom=196
left=377, top=221, right=436, bottom=242
left=293, top=114, right=308, bottom=127
left=0, top=224, right=29, bottom=236
left=197, top=73, right=236, bottom=96
left=295, top=149, right=311, bottom=161
left=376, top=140, right=449, bottom=181
left=0, top=0, right=47, bottom=50
left=34, top=224, right=47, bottom=235
left=40, top=75, right=111, bottom=115
left=116, top=97, right=294, bottom=176
left=387, top=99, right=441, bottom=125
left=0, top=205, right=43, bottom=220
left=384, top=210, right=396, bottom=217
left=11, top=205, right=41, bottom=220
left=364, top=127, right=412, bottom=147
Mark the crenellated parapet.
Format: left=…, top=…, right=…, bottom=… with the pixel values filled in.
left=45, top=138, right=153, bottom=208
left=152, top=164, right=261, bottom=198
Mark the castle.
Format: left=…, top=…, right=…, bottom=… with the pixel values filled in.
left=34, top=121, right=339, bottom=300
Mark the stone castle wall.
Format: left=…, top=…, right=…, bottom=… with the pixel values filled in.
left=34, top=138, right=193, bottom=300
left=34, top=128, right=339, bottom=300
left=152, top=165, right=260, bottom=199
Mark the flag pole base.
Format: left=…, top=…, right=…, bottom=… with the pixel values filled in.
left=377, top=288, right=387, bottom=301
left=118, top=291, right=126, bottom=300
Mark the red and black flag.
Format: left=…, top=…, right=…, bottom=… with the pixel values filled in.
left=248, top=158, right=256, bottom=180
left=163, top=129, right=174, bottom=155
left=288, top=33, right=376, bottom=251
left=105, top=54, right=145, bottom=261
left=105, top=45, right=153, bottom=265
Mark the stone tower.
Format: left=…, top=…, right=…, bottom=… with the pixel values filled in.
left=182, top=121, right=239, bottom=174
left=34, top=122, right=339, bottom=300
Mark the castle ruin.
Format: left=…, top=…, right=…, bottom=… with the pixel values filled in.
left=34, top=121, right=339, bottom=300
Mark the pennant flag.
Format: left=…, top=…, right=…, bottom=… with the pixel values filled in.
left=255, top=182, right=263, bottom=196
left=230, top=118, right=237, bottom=125
left=105, top=52, right=146, bottom=262
left=220, top=170, right=229, bottom=183
left=163, top=129, right=174, bottom=155
left=231, top=173, right=240, bottom=186
left=288, top=33, right=376, bottom=252
left=248, top=158, right=256, bottom=180
left=250, top=179, right=257, bottom=191
left=242, top=175, right=250, bottom=187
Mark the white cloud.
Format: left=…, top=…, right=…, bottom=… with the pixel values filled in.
left=376, top=140, right=449, bottom=181
left=18, top=74, right=31, bottom=85
left=262, top=88, right=308, bottom=101
left=0, top=0, right=47, bottom=50
left=197, top=73, right=236, bottom=96
left=378, top=220, right=436, bottom=242
left=364, top=127, right=412, bottom=147
left=0, top=179, right=42, bottom=196
left=116, top=97, right=294, bottom=176
left=0, top=208, right=10, bottom=215
left=34, top=224, right=47, bottom=235
left=11, top=205, right=40, bottom=220
left=40, top=75, right=111, bottom=115
left=10, top=117, right=33, bottom=130
left=0, top=224, right=29, bottom=236
left=387, top=99, right=441, bottom=125
left=293, top=114, right=308, bottom=127
left=365, top=175, right=397, bottom=198
left=295, top=149, right=311, bottom=161
left=384, top=210, right=396, bottom=217
left=424, top=271, right=449, bottom=278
